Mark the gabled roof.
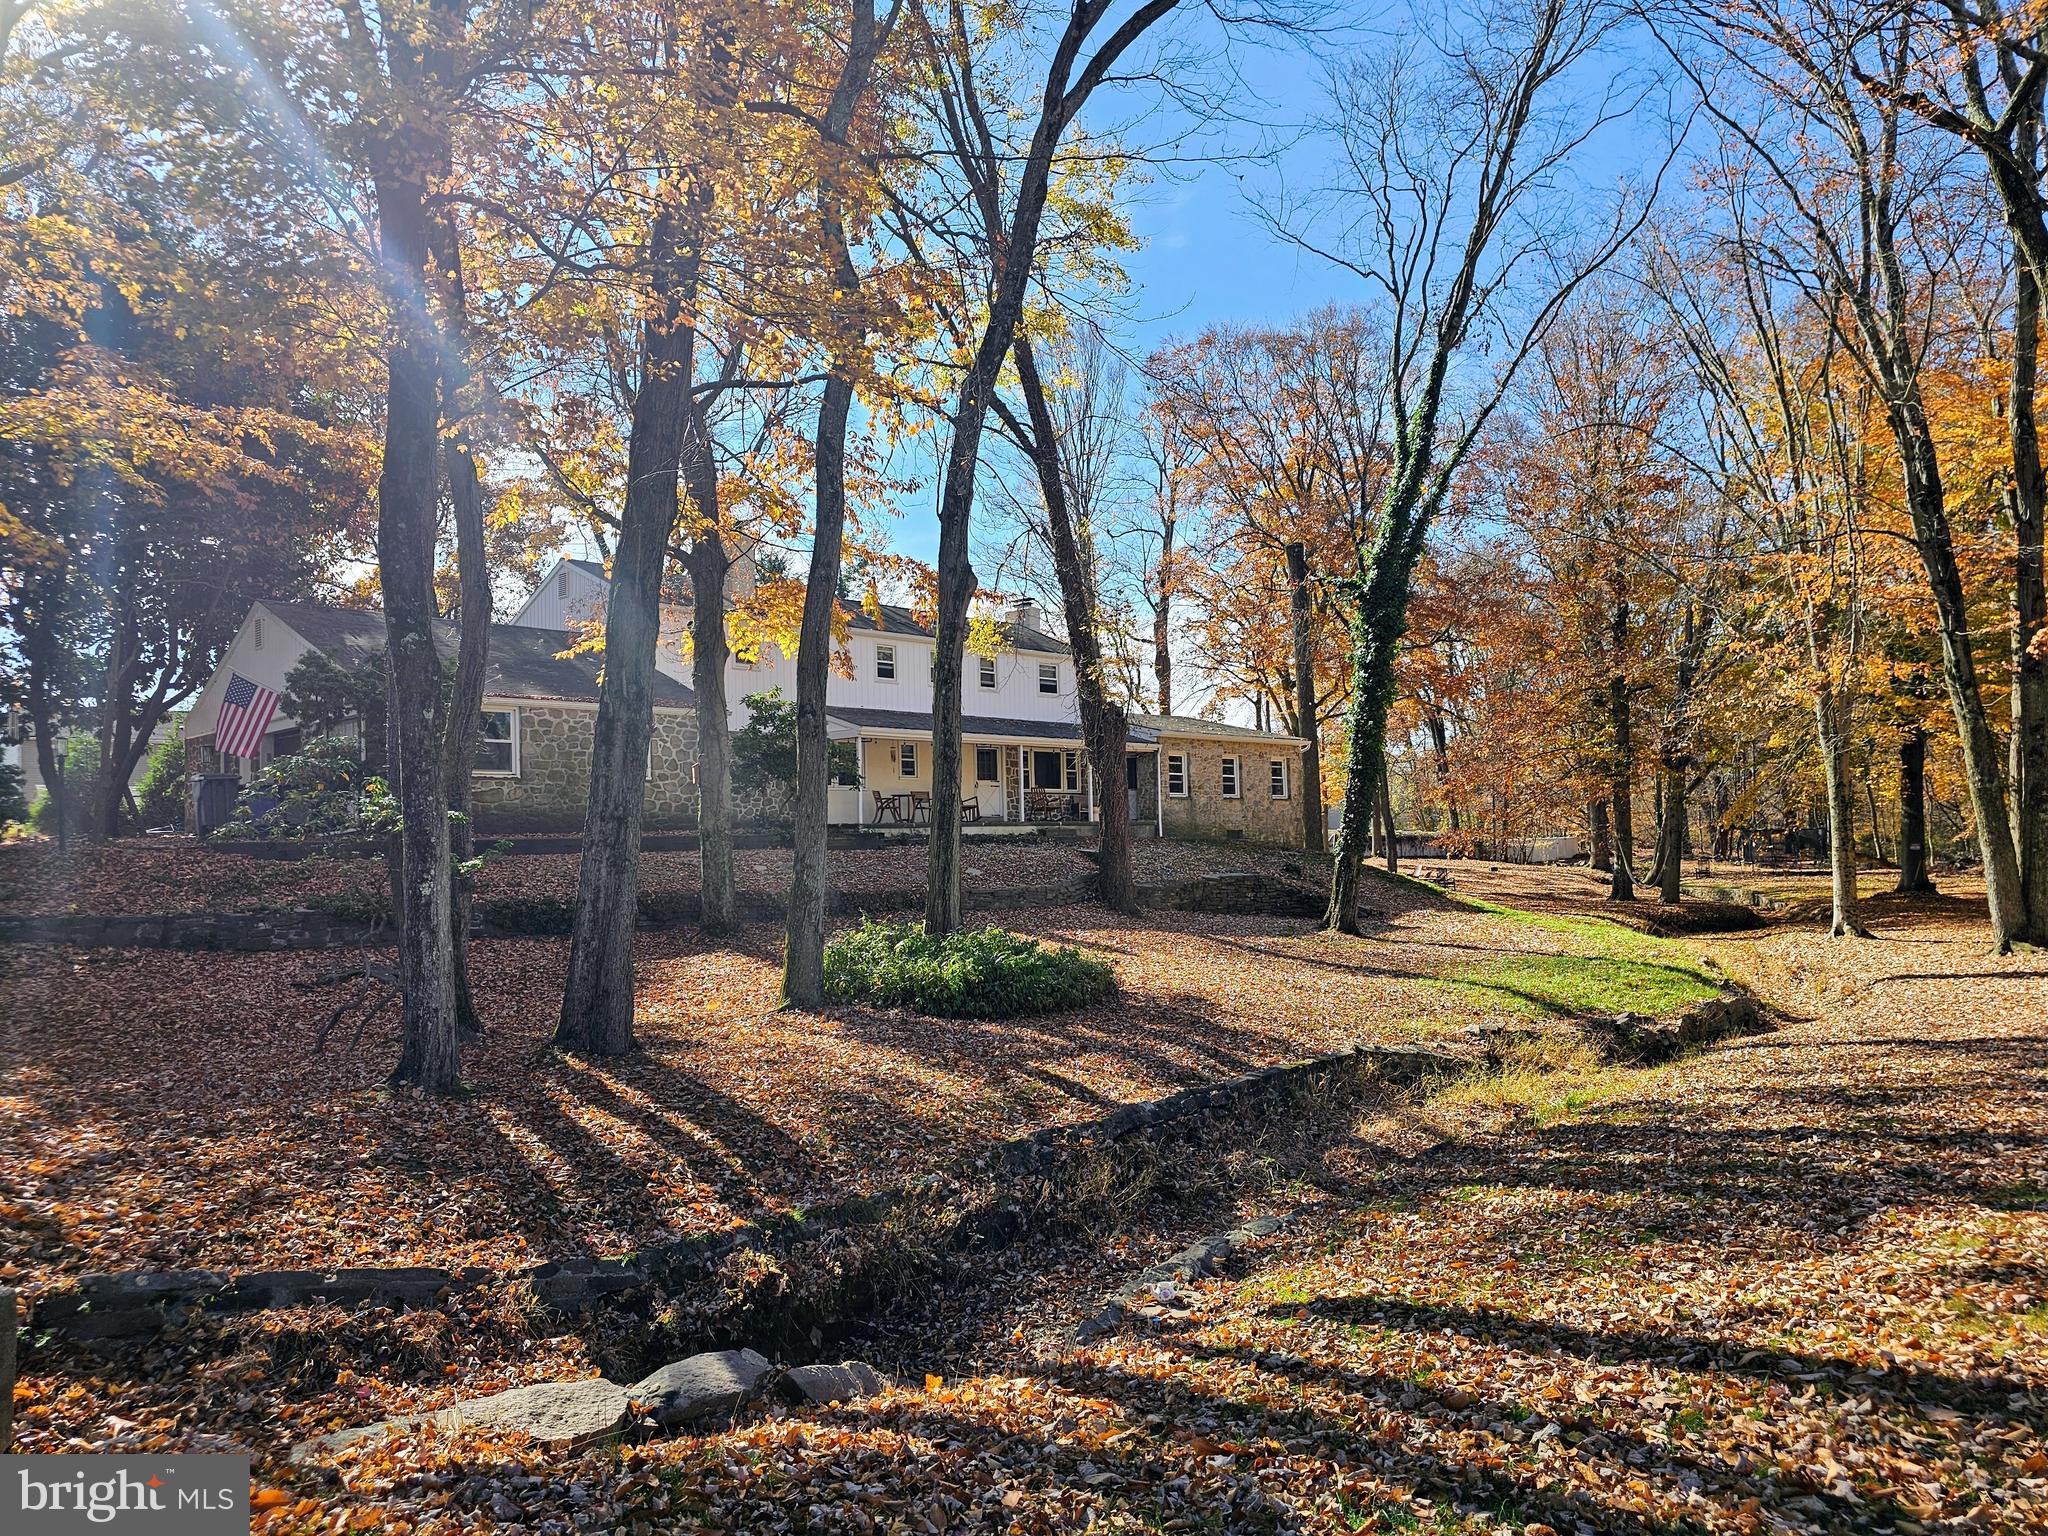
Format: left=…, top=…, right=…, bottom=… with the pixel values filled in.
left=1130, top=712, right=1305, bottom=746
left=261, top=600, right=696, bottom=707
left=529, top=561, right=1072, bottom=657
left=848, top=603, right=1072, bottom=658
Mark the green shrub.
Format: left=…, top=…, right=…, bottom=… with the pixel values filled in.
left=0, top=761, right=26, bottom=826
left=821, top=920, right=1115, bottom=1018
left=134, top=716, right=188, bottom=830
left=219, top=737, right=371, bottom=839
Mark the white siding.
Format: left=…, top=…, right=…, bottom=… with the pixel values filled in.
left=511, top=561, right=610, bottom=630
left=184, top=603, right=322, bottom=771
left=513, top=562, right=1075, bottom=729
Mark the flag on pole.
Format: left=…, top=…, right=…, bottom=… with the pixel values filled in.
left=216, top=672, right=281, bottom=759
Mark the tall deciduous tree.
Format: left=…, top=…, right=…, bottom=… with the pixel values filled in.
left=1271, top=0, right=1661, bottom=932
left=1659, top=0, right=2033, bottom=946
left=915, top=0, right=1195, bottom=935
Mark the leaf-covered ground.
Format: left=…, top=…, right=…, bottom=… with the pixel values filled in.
left=0, top=834, right=1332, bottom=918
left=16, top=862, right=2038, bottom=1535
left=214, top=878, right=2039, bottom=1536
left=1, top=856, right=1716, bottom=1287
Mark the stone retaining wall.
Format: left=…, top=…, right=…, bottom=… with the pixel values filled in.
left=0, top=880, right=1099, bottom=951
left=26, top=990, right=1770, bottom=1347
left=27, top=1037, right=1461, bottom=1344
left=1139, top=871, right=1324, bottom=918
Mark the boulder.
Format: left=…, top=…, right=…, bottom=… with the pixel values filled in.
left=628, top=1349, right=773, bottom=1427
left=292, top=1378, right=633, bottom=1463
left=780, top=1361, right=886, bottom=1406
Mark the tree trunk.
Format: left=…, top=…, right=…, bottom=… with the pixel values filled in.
left=1893, top=425, right=2028, bottom=946
left=1607, top=676, right=1635, bottom=902
left=1897, top=727, right=1937, bottom=895
left=1378, top=764, right=1397, bottom=876
left=783, top=377, right=854, bottom=1006
left=556, top=208, right=701, bottom=1057
left=1153, top=515, right=1175, bottom=714
left=374, top=152, right=458, bottom=1093
left=1286, top=541, right=1325, bottom=853
left=435, top=204, right=491, bottom=1042
left=1817, top=690, right=1864, bottom=937
left=2008, top=260, right=2048, bottom=941
left=1590, top=797, right=1611, bottom=872
left=1426, top=710, right=1456, bottom=834
left=1655, top=757, right=1684, bottom=905
left=441, top=436, right=491, bottom=1039
left=1325, top=552, right=1415, bottom=933
left=1009, top=334, right=1136, bottom=913
left=688, top=449, right=735, bottom=935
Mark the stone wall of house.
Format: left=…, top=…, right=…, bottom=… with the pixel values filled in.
left=1158, top=735, right=1304, bottom=848
left=471, top=704, right=699, bottom=828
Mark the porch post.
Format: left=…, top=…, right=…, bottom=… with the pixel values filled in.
left=1085, top=759, right=1095, bottom=822
left=856, top=736, right=866, bottom=827
left=1155, top=748, right=1164, bottom=838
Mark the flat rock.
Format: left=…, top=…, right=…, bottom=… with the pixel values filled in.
left=629, top=1348, right=773, bottom=1427
left=780, top=1361, right=886, bottom=1406
left=293, top=1378, right=632, bottom=1463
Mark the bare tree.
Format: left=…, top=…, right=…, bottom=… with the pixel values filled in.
left=992, top=328, right=1141, bottom=910
left=915, top=0, right=1205, bottom=935
left=1269, top=0, right=1667, bottom=932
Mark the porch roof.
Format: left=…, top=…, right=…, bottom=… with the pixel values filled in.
left=824, top=705, right=1160, bottom=747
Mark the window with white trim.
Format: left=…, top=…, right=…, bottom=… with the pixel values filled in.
left=1038, top=661, right=1058, bottom=694
left=1220, top=755, right=1240, bottom=799
left=1166, top=753, right=1189, bottom=797
left=1064, top=750, right=1080, bottom=791
left=899, top=741, right=917, bottom=778
left=978, top=655, right=997, bottom=689
left=476, top=709, right=518, bottom=775
left=1269, top=758, right=1289, bottom=799
left=875, top=643, right=897, bottom=681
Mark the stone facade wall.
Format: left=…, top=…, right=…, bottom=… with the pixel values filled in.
left=470, top=704, right=699, bottom=828
left=1157, top=735, right=1305, bottom=848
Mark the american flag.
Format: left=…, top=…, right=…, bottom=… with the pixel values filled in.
left=216, top=671, right=281, bottom=759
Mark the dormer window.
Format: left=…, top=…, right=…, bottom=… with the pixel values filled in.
left=875, top=644, right=897, bottom=681
left=978, top=655, right=997, bottom=689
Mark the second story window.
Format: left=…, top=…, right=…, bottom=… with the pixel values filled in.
left=875, top=644, right=897, bottom=681
left=979, top=655, right=997, bottom=689
left=1038, top=662, right=1058, bottom=694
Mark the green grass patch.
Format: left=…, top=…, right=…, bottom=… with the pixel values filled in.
left=821, top=919, right=1115, bottom=1018
left=1436, top=951, right=1721, bottom=1020
left=1427, top=1037, right=1665, bottom=1127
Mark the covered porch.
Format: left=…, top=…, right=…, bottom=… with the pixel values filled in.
left=822, top=708, right=1164, bottom=835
